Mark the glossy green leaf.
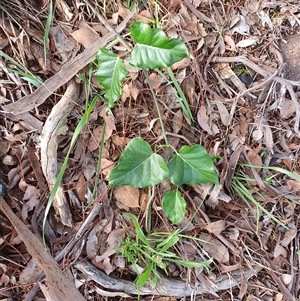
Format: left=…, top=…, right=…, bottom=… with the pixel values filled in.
left=168, top=145, right=219, bottom=186
left=162, top=190, right=186, bottom=224
left=129, top=21, right=190, bottom=69
left=109, top=137, right=169, bottom=188
left=95, top=48, right=127, bottom=108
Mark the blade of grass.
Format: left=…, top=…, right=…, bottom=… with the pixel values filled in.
left=166, top=66, right=193, bottom=124
left=0, top=50, right=42, bottom=86
left=42, top=94, right=100, bottom=244
left=232, top=178, right=289, bottom=230
left=240, top=164, right=300, bottom=182
left=44, top=0, right=53, bottom=64
left=123, top=213, right=149, bottom=246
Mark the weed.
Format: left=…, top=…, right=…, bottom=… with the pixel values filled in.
left=231, top=163, right=300, bottom=231
left=120, top=213, right=212, bottom=290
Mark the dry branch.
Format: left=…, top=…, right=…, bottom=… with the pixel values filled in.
left=2, top=12, right=135, bottom=116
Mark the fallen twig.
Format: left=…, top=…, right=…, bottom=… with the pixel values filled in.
left=0, top=196, right=85, bottom=301
left=2, top=12, right=135, bottom=116
left=75, top=260, right=261, bottom=297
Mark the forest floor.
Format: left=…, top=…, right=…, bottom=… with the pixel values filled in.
left=0, top=1, right=300, bottom=300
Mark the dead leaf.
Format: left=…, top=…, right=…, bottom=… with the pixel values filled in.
left=101, top=158, right=115, bottom=179
left=205, top=220, right=226, bottom=235
left=147, top=72, right=164, bottom=90
left=95, top=228, right=127, bottom=264
left=215, top=102, right=230, bottom=126
left=246, top=148, right=262, bottom=171
left=88, top=125, right=113, bottom=152
left=199, top=233, right=229, bottom=264
left=51, top=25, right=79, bottom=63
left=71, top=21, right=100, bottom=48
left=114, top=186, right=140, bottom=208
left=75, top=173, right=86, bottom=203
left=172, top=110, right=183, bottom=134
left=21, top=184, right=40, bottom=220
left=236, top=38, right=258, bottom=48
left=56, top=0, right=74, bottom=22
left=224, top=35, right=236, bottom=51
left=197, top=105, right=213, bottom=135
left=0, top=273, right=10, bottom=286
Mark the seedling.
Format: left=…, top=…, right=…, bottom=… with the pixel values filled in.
left=95, top=21, right=219, bottom=224
left=95, top=21, right=218, bottom=290
left=109, top=137, right=218, bottom=224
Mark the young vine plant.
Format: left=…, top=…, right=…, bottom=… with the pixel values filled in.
left=95, top=21, right=219, bottom=224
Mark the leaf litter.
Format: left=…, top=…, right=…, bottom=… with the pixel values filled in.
left=0, top=0, right=300, bottom=300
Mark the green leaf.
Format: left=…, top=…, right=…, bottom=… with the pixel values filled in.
left=168, top=145, right=219, bottom=185
left=129, top=21, right=190, bottom=69
left=109, top=137, right=169, bottom=188
left=136, top=262, right=153, bottom=289
left=156, top=231, right=180, bottom=253
left=95, top=48, right=127, bottom=108
left=123, top=213, right=149, bottom=246
left=162, top=190, right=186, bottom=224
left=169, top=257, right=213, bottom=269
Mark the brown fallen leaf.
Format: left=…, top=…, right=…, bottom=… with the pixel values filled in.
left=71, top=21, right=100, bottom=48
left=205, top=220, right=226, bottom=236
left=114, top=186, right=140, bottom=208
left=198, top=233, right=229, bottom=264
left=197, top=104, right=213, bottom=135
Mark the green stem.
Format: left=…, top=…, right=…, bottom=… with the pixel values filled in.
left=143, top=69, right=169, bottom=146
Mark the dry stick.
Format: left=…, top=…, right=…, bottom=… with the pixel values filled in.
left=0, top=196, right=85, bottom=301
left=75, top=260, right=260, bottom=297
left=183, top=0, right=216, bottom=24
left=2, top=11, right=135, bottom=115
left=40, top=79, right=81, bottom=227
left=213, top=56, right=300, bottom=86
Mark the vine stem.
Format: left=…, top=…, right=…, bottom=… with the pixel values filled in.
left=143, top=69, right=169, bottom=146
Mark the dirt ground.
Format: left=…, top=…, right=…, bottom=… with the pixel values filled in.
left=0, top=1, right=300, bottom=300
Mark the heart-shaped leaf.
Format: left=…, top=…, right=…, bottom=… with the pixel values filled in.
left=168, top=145, right=219, bottom=186
left=129, top=21, right=190, bottom=69
left=162, top=190, right=186, bottom=224
left=95, top=48, right=127, bottom=108
left=109, top=137, right=169, bottom=188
